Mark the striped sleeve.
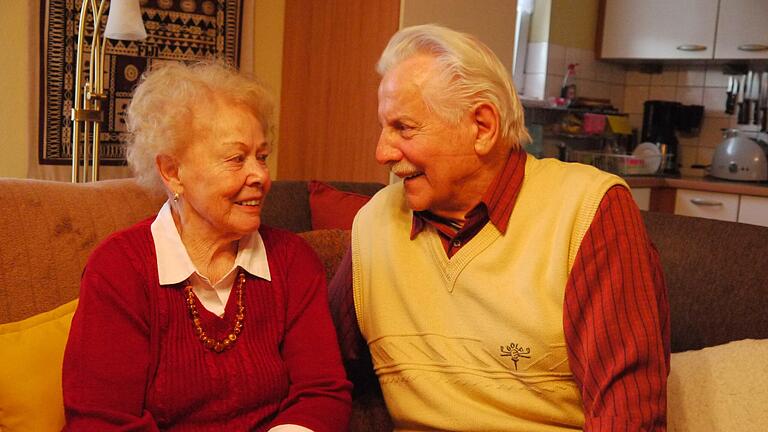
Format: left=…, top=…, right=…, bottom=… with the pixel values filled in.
left=564, top=185, right=671, bottom=431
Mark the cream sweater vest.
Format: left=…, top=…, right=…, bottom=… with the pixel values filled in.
left=352, top=157, right=626, bottom=431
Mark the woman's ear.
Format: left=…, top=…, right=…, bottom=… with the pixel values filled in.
left=156, top=154, right=182, bottom=194
left=472, top=102, right=500, bottom=156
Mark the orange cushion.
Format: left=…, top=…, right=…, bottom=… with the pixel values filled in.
left=308, top=181, right=372, bottom=230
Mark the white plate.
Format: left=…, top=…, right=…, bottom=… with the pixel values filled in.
left=633, top=142, right=662, bottom=174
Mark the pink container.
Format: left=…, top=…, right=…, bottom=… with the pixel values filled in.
left=583, top=113, right=607, bottom=135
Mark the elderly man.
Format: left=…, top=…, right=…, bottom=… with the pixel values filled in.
left=329, top=24, right=669, bottom=431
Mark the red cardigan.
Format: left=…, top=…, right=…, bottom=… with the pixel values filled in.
left=63, top=219, right=351, bottom=431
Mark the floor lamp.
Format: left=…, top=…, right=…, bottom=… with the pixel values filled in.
left=71, top=0, right=146, bottom=182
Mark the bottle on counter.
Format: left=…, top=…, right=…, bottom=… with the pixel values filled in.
left=561, top=63, right=578, bottom=106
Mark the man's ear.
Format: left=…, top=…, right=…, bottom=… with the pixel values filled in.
left=472, top=102, right=500, bottom=156
left=156, top=154, right=182, bottom=194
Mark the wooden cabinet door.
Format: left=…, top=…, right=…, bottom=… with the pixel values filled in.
left=278, top=0, right=399, bottom=183
left=600, top=0, right=718, bottom=59
left=714, top=0, right=768, bottom=59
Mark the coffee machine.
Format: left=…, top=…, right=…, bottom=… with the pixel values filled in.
left=641, top=100, right=680, bottom=174
left=641, top=100, right=704, bottom=175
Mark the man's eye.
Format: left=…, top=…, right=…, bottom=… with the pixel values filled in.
left=228, top=155, right=245, bottom=163
left=394, top=121, right=410, bottom=131
left=257, top=154, right=269, bottom=163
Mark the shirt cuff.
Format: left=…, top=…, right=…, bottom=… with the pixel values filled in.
left=268, top=424, right=314, bottom=432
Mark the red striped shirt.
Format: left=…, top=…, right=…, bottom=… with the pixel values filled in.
left=328, top=151, right=670, bottom=430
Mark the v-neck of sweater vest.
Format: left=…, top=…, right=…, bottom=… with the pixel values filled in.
left=424, top=221, right=501, bottom=292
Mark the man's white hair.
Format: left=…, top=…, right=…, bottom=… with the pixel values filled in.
left=377, top=24, right=530, bottom=150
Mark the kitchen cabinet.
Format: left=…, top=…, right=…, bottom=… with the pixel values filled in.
left=600, top=0, right=718, bottom=60
left=738, top=195, right=768, bottom=227
left=715, top=0, right=768, bottom=59
left=674, top=189, right=740, bottom=221
left=599, top=0, right=768, bottom=60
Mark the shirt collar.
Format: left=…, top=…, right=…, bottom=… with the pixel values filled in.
left=410, top=150, right=527, bottom=236
left=150, top=201, right=272, bottom=285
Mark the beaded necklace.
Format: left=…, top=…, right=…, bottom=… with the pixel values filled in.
left=183, top=271, right=245, bottom=353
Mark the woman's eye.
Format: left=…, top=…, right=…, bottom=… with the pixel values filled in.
left=228, top=155, right=245, bottom=163
left=257, top=154, right=269, bottom=163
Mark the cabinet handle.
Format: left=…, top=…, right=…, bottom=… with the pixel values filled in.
left=690, top=198, right=723, bottom=206
left=676, top=44, right=707, bottom=52
left=737, top=44, right=768, bottom=52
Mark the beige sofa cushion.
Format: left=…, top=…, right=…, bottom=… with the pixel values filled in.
left=668, top=338, right=768, bottom=431
left=0, top=178, right=164, bottom=323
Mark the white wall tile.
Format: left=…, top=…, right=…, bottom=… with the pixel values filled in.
left=649, top=86, right=677, bottom=102
left=547, top=43, right=566, bottom=77
left=577, top=79, right=609, bottom=100
left=680, top=145, right=700, bottom=171
left=624, top=85, right=650, bottom=114
left=629, top=113, right=644, bottom=130
left=610, top=84, right=625, bottom=108
left=594, top=61, right=613, bottom=83
left=699, top=117, right=731, bottom=147
left=704, top=65, right=729, bottom=88
left=703, top=87, right=728, bottom=117
left=650, top=65, right=678, bottom=86
left=626, top=68, right=652, bottom=86
left=545, top=74, right=564, bottom=98
left=697, top=146, right=715, bottom=165
left=525, top=42, right=548, bottom=74
left=609, top=64, right=627, bottom=85
left=677, top=86, right=704, bottom=105
left=677, top=65, right=706, bottom=87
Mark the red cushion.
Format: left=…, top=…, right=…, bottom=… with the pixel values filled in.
left=308, top=181, right=372, bottom=230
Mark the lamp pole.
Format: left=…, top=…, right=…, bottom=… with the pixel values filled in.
left=71, top=0, right=146, bottom=182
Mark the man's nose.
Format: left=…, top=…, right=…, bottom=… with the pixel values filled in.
left=375, top=132, right=402, bottom=165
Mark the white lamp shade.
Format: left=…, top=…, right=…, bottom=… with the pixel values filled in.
left=104, top=0, right=147, bottom=41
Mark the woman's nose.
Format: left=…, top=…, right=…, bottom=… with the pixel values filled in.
left=245, top=158, right=268, bottom=185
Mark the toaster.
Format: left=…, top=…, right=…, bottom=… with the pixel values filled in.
left=710, top=130, right=768, bottom=181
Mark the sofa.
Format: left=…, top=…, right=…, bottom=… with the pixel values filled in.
left=1, top=177, right=767, bottom=431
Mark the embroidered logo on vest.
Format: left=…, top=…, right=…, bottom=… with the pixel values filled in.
left=500, top=342, right=531, bottom=370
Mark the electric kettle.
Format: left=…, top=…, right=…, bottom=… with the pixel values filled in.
left=710, top=129, right=768, bottom=181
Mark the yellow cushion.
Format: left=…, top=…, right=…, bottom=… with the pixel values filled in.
left=0, top=299, right=78, bottom=432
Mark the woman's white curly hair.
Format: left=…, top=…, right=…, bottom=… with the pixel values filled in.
left=126, top=60, right=275, bottom=192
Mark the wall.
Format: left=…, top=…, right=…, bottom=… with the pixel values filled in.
left=621, top=64, right=742, bottom=177
left=522, top=0, right=625, bottom=103
left=400, top=0, right=518, bottom=72
left=241, top=0, right=285, bottom=177
left=0, top=0, right=284, bottom=180
left=0, top=1, right=36, bottom=178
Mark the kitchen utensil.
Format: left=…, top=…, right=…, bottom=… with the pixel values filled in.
left=760, top=72, right=768, bottom=132
left=736, top=75, right=746, bottom=124
left=725, top=76, right=736, bottom=114
left=633, top=142, right=663, bottom=174
left=710, top=129, right=768, bottom=181
left=751, top=71, right=761, bottom=125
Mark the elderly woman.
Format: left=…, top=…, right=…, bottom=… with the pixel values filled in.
left=62, top=62, right=351, bottom=431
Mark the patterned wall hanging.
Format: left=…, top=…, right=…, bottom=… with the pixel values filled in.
left=39, top=0, right=243, bottom=165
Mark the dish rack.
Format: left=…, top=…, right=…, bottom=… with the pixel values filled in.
left=570, top=150, right=672, bottom=176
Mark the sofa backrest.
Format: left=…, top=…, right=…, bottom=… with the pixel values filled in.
left=642, top=211, right=768, bottom=353
left=0, top=178, right=165, bottom=324
left=0, top=178, right=383, bottom=324
left=263, top=181, right=385, bottom=232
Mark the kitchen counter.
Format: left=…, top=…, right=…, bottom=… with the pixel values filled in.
left=625, top=175, right=768, bottom=197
